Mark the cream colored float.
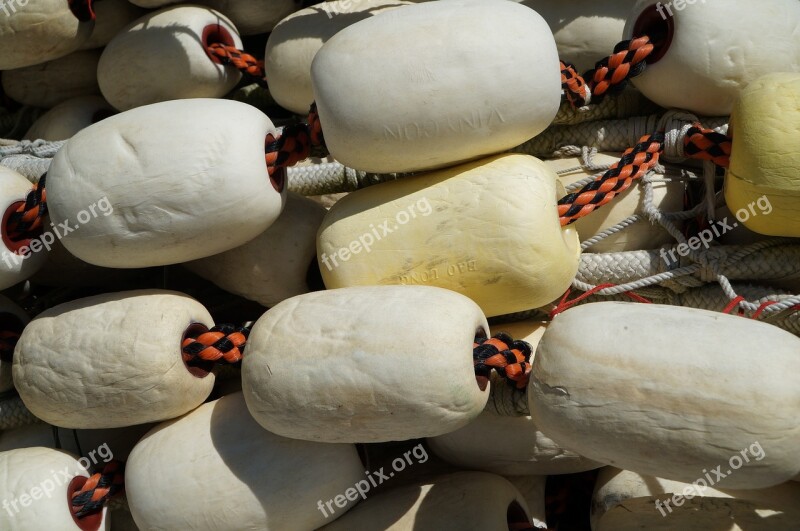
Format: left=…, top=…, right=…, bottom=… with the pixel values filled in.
left=623, top=0, right=800, bottom=116
left=551, top=153, right=682, bottom=252
left=2, top=49, right=101, bottom=109
left=98, top=6, right=244, bottom=111
left=0, top=447, right=107, bottom=530
left=429, top=319, right=601, bottom=475
left=0, top=294, right=27, bottom=394
left=185, top=193, right=325, bottom=307
left=529, top=302, right=800, bottom=489
left=520, top=0, right=638, bottom=72
left=0, top=0, right=94, bottom=70
left=725, top=73, right=800, bottom=238
left=592, top=467, right=800, bottom=530
left=0, top=168, right=48, bottom=290
left=506, top=476, right=548, bottom=529
left=265, top=0, right=410, bottom=115
left=13, top=290, right=216, bottom=429
left=24, top=96, right=115, bottom=141
left=318, top=154, right=580, bottom=317
left=79, top=0, right=146, bottom=50
left=129, top=0, right=296, bottom=34
left=311, top=0, right=561, bottom=173
left=126, top=392, right=363, bottom=530
left=47, top=98, right=285, bottom=268
left=242, top=285, right=489, bottom=443
left=321, top=472, right=532, bottom=530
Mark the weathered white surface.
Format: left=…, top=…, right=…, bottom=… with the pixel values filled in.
left=2, top=49, right=101, bottom=109
left=24, top=96, right=115, bottom=141
left=266, top=0, right=410, bottom=114
left=185, top=193, right=325, bottom=307
left=0, top=168, right=48, bottom=290
left=130, top=0, right=297, bottom=34
left=312, top=0, right=561, bottom=172
left=0, top=294, right=27, bottom=394
left=47, top=98, right=285, bottom=268
left=550, top=153, right=682, bottom=252
left=243, top=286, right=489, bottom=442
left=80, top=0, right=147, bottom=50
left=0, top=447, right=107, bottom=530
left=318, top=154, right=580, bottom=317
left=429, top=319, right=601, bottom=475
left=126, top=393, right=363, bottom=530
left=593, top=467, right=800, bottom=530
left=0, top=0, right=93, bottom=70
left=321, top=472, right=531, bottom=530
left=529, top=302, right=800, bottom=489
left=624, top=0, right=800, bottom=115
left=14, top=290, right=215, bottom=429
left=520, top=0, right=637, bottom=72
left=98, top=6, right=243, bottom=111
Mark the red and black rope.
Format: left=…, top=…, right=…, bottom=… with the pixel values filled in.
left=265, top=103, right=327, bottom=178
left=6, top=173, right=47, bottom=242
left=182, top=323, right=251, bottom=367
left=206, top=43, right=268, bottom=89
left=473, top=332, right=533, bottom=390
left=683, top=123, right=732, bottom=168
left=70, top=460, right=125, bottom=519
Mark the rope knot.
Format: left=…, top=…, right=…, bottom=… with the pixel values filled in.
left=473, top=333, right=533, bottom=390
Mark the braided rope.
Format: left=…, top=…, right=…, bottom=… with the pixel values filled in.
left=6, top=173, right=47, bottom=241
left=265, top=103, right=327, bottom=177
left=206, top=43, right=268, bottom=88
left=558, top=133, right=664, bottom=225
left=683, top=124, right=732, bottom=168
left=560, top=61, right=591, bottom=108
left=581, top=36, right=654, bottom=104
left=71, top=461, right=125, bottom=519
left=473, top=333, right=533, bottom=390
left=68, top=0, right=95, bottom=22
left=182, top=323, right=251, bottom=366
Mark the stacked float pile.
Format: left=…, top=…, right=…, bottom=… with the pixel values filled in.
left=0, top=0, right=799, bottom=529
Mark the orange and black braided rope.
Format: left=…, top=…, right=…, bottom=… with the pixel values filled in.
left=558, top=132, right=665, bottom=225
left=71, top=460, right=125, bottom=519
left=6, top=173, right=47, bottom=242
left=206, top=43, right=268, bottom=88
left=265, top=103, right=326, bottom=178
left=68, top=0, right=95, bottom=22
left=561, top=61, right=591, bottom=108
left=182, top=323, right=251, bottom=366
left=473, top=332, right=533, bottom=390
left=684, top=123, right=732, bottom=168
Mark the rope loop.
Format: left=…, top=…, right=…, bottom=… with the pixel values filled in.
left=473, top=333, right=533, bottom=390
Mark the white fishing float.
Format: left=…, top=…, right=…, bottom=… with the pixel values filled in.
left=0, top=168, right=48, bottom=290
left=24, top=96, right=115, bottom=142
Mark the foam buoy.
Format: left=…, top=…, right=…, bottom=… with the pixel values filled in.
left=24, top=96, right=115, bottom=141
left=320, top=472, right=532, bottom=530
left=185, top=193, right=325, bottom=307
left=98, top=6, right=244, bottom=111
left=0, top=447, right=108, bottom=529
left=0, top=168, right=49, bottom=290
left=521, top=0, right=637, bottom=72
left=0, top=0, right=94, bottom=70
left=126, top=392, right=364, bottom=530
left=13, top=290, right=216, bottom=429
left=265, top=0, right=410, bottom=115
left=242, top=286, right=489, bottom=443
left=725, top=73, right=800, bottom=237
left=2, top=49, right=101, bottom=109
left=592, top=467, right=800, bottom=530
left=130, top=0, right=296, bottom=34
left=80, top=0, right=147, bottom=50
left=623, top=0, right=800, bottom=115
left=529, top=302, right=800, bottom=489
left=429, top=320, right=601, bottom=475
left=311, top=0, right=561, bottom=173
left=47, top=98, right=285, bottom=268
left=0, top=294, right=27, bottom=394
left=551, top=153, right=682, bottom=252
left=317, top=154, right=580, bottom=317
